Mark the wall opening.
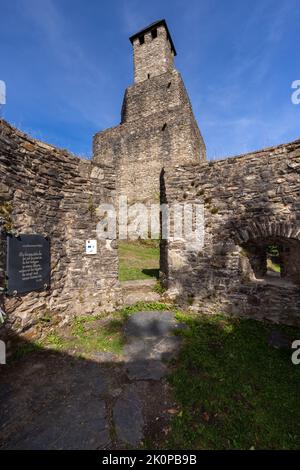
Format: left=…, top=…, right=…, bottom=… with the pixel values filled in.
left=151, top=28, right=157, bottom=40
left=266, top=244, right=281, bottom=277
left=118, top=239, right=159, bottom=282
left=241, top=236, right=300, bottom=286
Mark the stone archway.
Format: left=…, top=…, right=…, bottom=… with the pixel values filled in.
left=235, top=220, right=300, bottom=285
left=235, top=220, right=300, bottom=245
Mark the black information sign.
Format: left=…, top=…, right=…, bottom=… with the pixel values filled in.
left=6, top=234, right=50, bottom=295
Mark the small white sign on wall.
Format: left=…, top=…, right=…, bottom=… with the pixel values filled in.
left=86, top=239, right=97, bottom=254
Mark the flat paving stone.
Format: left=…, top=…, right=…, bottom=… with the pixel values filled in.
left=113, top=384, right=144, bottom=447
left=6, top=400, right=110, bottom=450
left=151, top=336, right=183, bottom=361
left=0, top=355, right=112, bottom=450
left=124, top=311, right=180, bottom=338
left=124, top=336, right=182, bottom=362
left=268, top=330, right=291, bottom=350
left=126, top=359, right=167, bottom=381
left=123, top=311, right=183, bottom=381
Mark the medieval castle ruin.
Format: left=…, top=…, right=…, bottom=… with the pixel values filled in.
left=0, top=19, right=299, bottom=339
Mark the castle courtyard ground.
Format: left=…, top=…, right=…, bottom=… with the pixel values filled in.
left=1, top=304, right=299, bottom=450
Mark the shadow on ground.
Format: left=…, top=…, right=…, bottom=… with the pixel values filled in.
left=141, top=269, right=159, bottom=279
left=0, top=311, right=182, bottom=450
left=2, top=311, right=299, bottom=450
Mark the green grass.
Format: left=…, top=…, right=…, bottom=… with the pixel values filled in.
left=51, top=315, right=125, bottom=357
left=9, top=301, right=300, bottom=450
left=267, top=258, right=281, bottom=273
left=119, top=301, right=173, bottom=317
left=44, top=332, right=64, bottom=349
left=118, top=240, right=159, bottom=281
left=165, top=313, right=300, bottom=450
left=46, top=302, right=173, bottom=356
left=71, top=313, right=127, bottom=354
left=9, top=341, right=43, bottom=363
left=8, top=302, right=173, bottom=363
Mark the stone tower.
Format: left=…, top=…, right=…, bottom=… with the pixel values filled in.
left=130, top=19, right=176, bottom=83
left=93, top=19, right=206, bottom=204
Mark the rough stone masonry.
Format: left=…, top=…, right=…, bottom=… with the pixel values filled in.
left=0, top=19, right=299, bottom=339
left=93, top=20, right=206, bottom=206
left=161, top=140, right=300, bottom=326
left=0, top=121, right=120, bottom=337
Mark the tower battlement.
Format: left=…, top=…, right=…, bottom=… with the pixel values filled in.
left=129, top=19, right=176, bottom=83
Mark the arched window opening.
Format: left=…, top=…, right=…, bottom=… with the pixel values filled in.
left=241, top=236, right=299, bottom=287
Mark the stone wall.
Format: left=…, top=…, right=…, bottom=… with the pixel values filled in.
left=0, top=120, right=120, bottom=338
left=1, top=18, right=299, bottom=337
left=131, top=23, right=175, bottom=84
left=93, top=69, right=206, bottom=206
left=162, top=140, right=300, bottom=326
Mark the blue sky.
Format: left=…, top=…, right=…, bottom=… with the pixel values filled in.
left=0, top=0, right=299, bottom=159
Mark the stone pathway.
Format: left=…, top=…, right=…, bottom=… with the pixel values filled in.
left=0, top=311, right=183, bottom=449
left=121, top=280, right=161, bottom=305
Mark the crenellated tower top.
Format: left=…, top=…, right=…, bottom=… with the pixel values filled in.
left=129, top=19, right=177, bottom=83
